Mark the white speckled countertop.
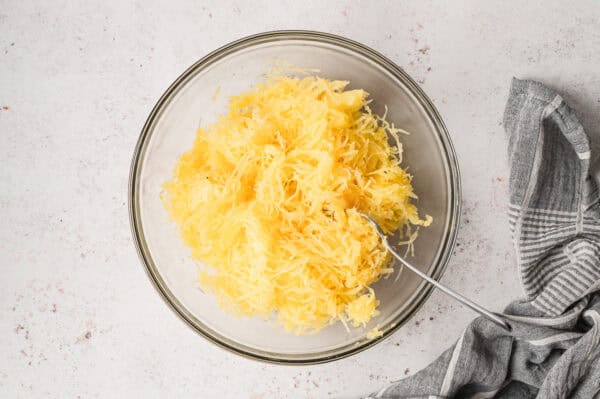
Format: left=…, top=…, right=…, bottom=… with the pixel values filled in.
left=2, top=1, right=600, bottom=397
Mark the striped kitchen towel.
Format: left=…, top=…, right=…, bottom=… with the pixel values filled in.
left=365, top=79, right=600, bottom=398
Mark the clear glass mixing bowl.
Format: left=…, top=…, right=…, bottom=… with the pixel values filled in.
left=129, top=31, right=460, bottom=364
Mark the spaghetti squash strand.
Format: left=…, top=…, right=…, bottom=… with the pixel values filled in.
left=163, top=76, right=430, bottom=334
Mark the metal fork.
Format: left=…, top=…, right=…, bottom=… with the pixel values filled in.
left=359, top=213, right=511, bottom=331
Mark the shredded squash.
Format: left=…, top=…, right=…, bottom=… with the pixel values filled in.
left=366, top=326, right=384, bottom=340
left=163, top=76, right=431, bottom=334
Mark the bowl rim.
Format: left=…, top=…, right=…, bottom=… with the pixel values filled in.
left=129, top=30, right=461, bottom=365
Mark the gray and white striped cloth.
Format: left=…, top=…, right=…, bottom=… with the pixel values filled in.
left=365, top=79, right=600, bottom=398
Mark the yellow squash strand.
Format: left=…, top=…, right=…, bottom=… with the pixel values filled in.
left=163, top=76, right=431, bottom=334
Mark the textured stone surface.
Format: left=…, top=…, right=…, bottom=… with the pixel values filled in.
left=1, top=1, right=599, bottom=397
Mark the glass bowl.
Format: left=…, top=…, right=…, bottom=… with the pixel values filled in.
left=129, top=31, right=460, bottom=364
